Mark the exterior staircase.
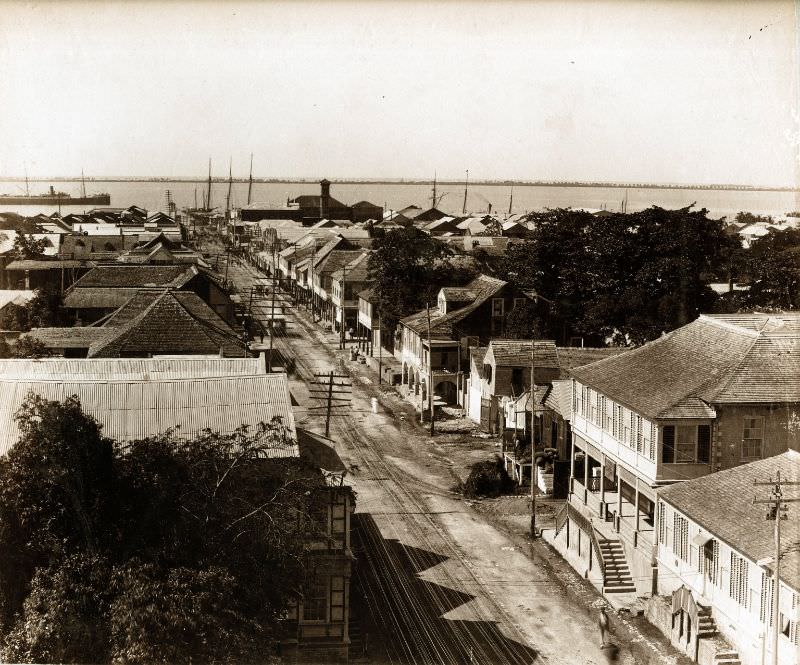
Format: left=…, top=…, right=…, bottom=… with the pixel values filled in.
left=697, top=604, right=718, bottom=639
left=598, top=538, right=636, bottom=594
left=713, top=650, right=741, bottom=665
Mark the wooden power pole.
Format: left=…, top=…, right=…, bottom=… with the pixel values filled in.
left=426, top=304, right=434, bottom=436
left=753, top=470, right=800, bottom=665
left=530, top=340, right=538, bottom=539
left=309, top=371, right=352, bottom=438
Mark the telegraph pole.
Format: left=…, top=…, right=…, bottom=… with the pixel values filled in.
left=268, top=243, right=277, bottom=372
left=426, top=304, right=434, bottom=436
left=377, top=312, right=382, bottom=385
left=530, top=340, right=538, bottom=539
left=339, top=262, right=347, bottom=350
left=753, top=470, right=800, bottom=665
left=309, top=371, right=352, bottom=438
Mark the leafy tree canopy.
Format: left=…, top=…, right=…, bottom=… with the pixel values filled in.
left=12, top=233, right=48, bottom=260
left=499, top=206, right=737, bottom=345
left=367, top=227, right=475, bottom=332
left=0, top=394, right=326, bottom=663
left=744, top=228, right=800, bottom=309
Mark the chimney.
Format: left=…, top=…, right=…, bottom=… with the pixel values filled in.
left=320, top=178, right=331, bottom=220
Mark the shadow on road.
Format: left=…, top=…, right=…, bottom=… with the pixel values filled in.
left=352, top=513, right=538, bottom=665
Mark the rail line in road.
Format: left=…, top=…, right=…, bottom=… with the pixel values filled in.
left=231, top=260, right=539, bottom=664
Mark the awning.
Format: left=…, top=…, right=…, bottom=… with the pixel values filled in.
left=691, top=532, right=712, bottom=547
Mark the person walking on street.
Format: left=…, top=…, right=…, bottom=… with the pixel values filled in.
left=598, top=605, right=610, bottom=646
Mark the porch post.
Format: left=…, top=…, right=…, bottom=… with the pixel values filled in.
left=569, top=441, right=576, bottom=497
left=616, top=478, right=624, bottom=532
left=599, top=453, right=606, bottom=516
left=634, top=477, right=641, bottom=532
left=583, top=450, right=589, bottom=504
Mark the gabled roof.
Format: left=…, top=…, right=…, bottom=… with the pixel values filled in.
left=570, top=313, right=800, bottom=420
left=554, top=346, right=628, bottom=378
left=0, top=372, right=298, bottom=458
left=544, top=380, right=573, bottom=419
left=63, top=288, right=142, bottom=310
left=486, top=340, right=559, bottom=368
left=290, top=194, right=348, bottom=210
left=25, top=326, right=112, bottom=349
left=88, top=290, right=244, bottom=358
left=351, top=200, right=382, bottom=209
left=0, top=289, right=35, bottom=310
left=660, top=450, right=800, bottom=592
left=358, top=286, right=377, bottom=303
left=440, top=287, right=479, bottom=302
left=470, top=346, right=489, bottom=377
left=314, top=249, right=364, bottom=276
left=70, top=264, right=200, bottom=289
left=401, top=274, right=508, bottom=337
left=331, top=251, right=371, bottom=283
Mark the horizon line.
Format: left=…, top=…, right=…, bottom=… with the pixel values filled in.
left=0, top=175, right=797, bottom=193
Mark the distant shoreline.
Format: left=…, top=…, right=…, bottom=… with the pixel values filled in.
left=0, top=177, right=797, bottom=193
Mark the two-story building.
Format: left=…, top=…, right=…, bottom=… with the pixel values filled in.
left=330, top=251, right=371, bottom=337
left=554, top=313, right=800, bottom=602
left=654, top=451, right=799, bottom=665
left=396, top=274, right=534, bottom=409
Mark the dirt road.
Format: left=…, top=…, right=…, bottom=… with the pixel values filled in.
left=229, top=259, right=679, bottom=665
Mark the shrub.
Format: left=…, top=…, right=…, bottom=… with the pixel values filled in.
left=462, top=456, right=513, bottom=498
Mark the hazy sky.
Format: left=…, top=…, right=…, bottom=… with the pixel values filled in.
left=0, top=0, right=797, bottom=186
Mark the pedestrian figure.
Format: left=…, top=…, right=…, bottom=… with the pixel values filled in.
left=598, top=605, right=610, bottom=646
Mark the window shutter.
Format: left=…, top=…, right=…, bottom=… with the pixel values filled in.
left=662, top=426, right=675, bottom=464
left=697, top=425, right=711, bottom=463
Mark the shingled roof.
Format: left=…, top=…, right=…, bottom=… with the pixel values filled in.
left=88, top=290, right=244, bottom=358
left=486, top=340, right=559, bottom=367
left=331, top=251, right=371, bottom=282
left=660, top=450, right=800, bottom=591
left=570, top=314, right=800, bottom=420
left=401, top=274, right=508, bottom=338
left=70, top=264, right=200, bottom=289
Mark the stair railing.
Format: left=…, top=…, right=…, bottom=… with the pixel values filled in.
left=588, top=520, right=606, bottom=578
left=554, top=503, right=569, bottom=538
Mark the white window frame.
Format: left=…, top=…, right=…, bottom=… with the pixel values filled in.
left=673, top=513, right=688, bottom=561
left=491, top=298, right=504, bottom=317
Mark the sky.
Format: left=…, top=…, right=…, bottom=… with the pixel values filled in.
left=0, top=0, right=797, bottom=186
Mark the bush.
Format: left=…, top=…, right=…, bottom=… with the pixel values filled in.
left=462, top=456, right=513, bottom=498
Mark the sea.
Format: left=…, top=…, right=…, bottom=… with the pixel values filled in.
left=1, top=179, right=798, bottom=221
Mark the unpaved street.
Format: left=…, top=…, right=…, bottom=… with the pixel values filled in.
left=229, top=259, right=676, bottom=665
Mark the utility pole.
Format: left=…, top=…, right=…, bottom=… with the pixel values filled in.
left=339, top=262, right=347, bottom=350
left=377, top=312, right=382, bottom=385
left=426, top=304, right=434, bottom=436
left=753, top=470, right=800, bottom=665
left=269, top=243, right=277, bottom=372
left=309, top=371, right=352, bottom=438
left=530, top=340, right=538, bottom=539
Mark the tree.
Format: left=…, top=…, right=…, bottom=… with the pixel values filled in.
left=367, top=227, right=453, bottom=336
left=0, top=395, right=327, bottom=662
left=745, top=228, right=800, bottom=309
left=12, top=233, right=48, bottom=259
left=503, top=301, right=545, bottom=340
left=0, top=289, right=63, bottom=332
left=498, top=206, right=735, bottom=344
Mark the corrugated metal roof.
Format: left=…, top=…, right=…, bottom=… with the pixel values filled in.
left=0, top=357, right=264, bottom=380
left=0, top=373, right=297, bottom=457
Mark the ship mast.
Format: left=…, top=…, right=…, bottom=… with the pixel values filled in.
left=508, top=184, right=513, bottom=216
left=247, top=153, right=253, bottom=206
left=206, top=158, right=212, bottom=210
left=462, top=169, right=469, bottom=215
left=225, top=157, right=233, bottom=216
left=81, top=169, right=86, bottom=199
left=24, top=164, right=29, bottom=197
left=431, top=171, right=437, bottom=210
